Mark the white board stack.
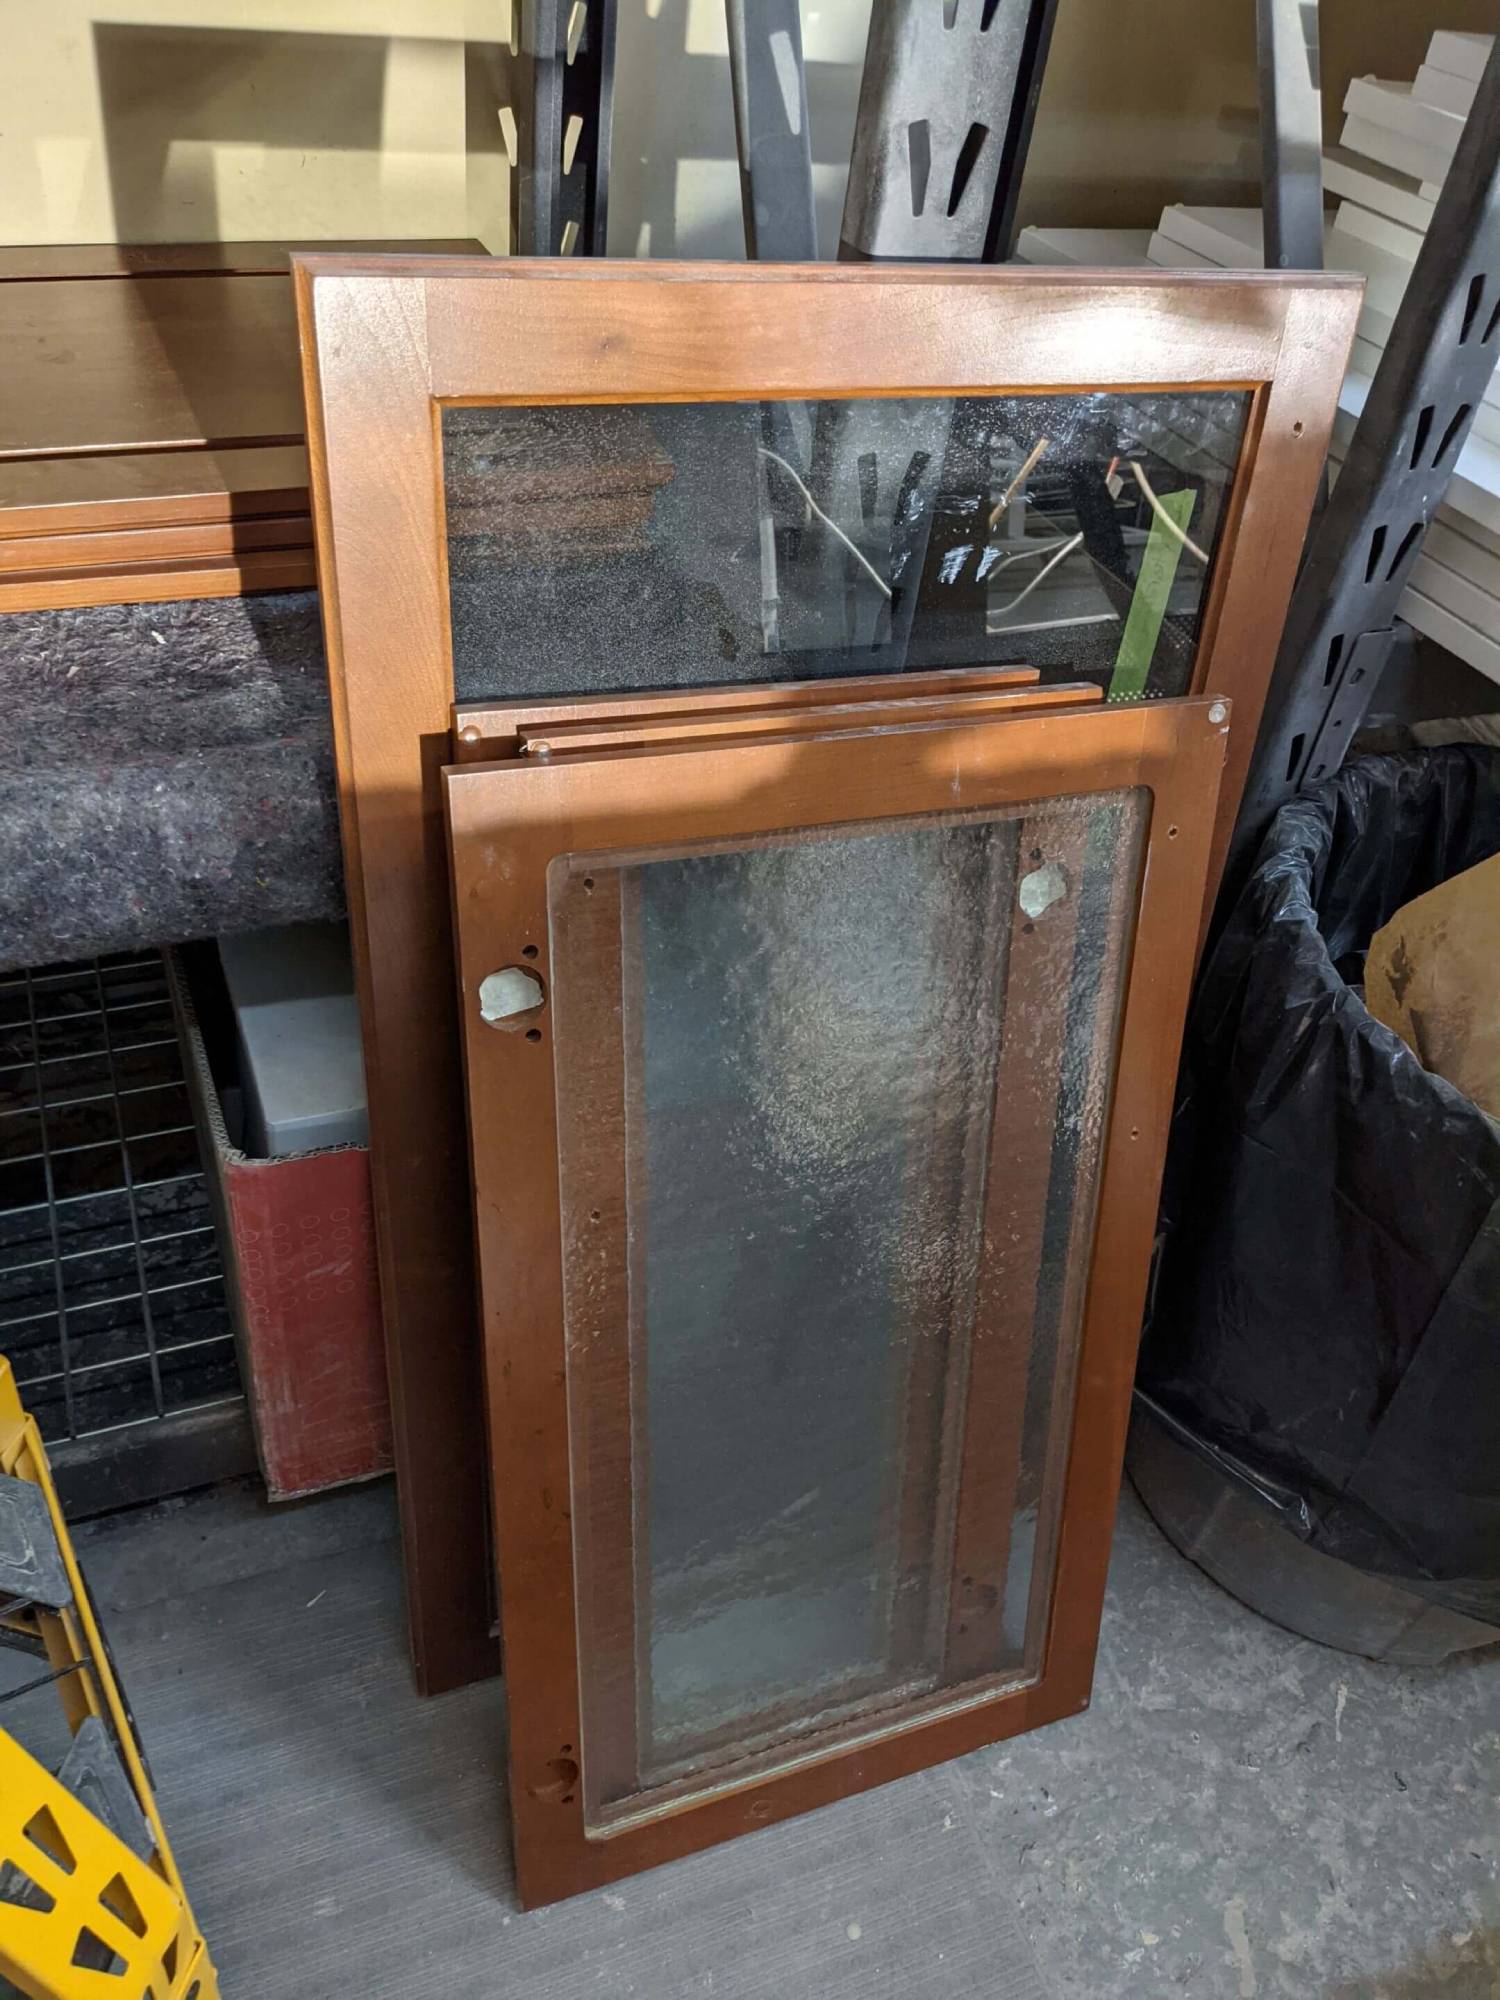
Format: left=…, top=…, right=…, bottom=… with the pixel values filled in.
left=1012, top=226, right=1152, bottom=266
left=1024, top=29, right=1500, bottom=688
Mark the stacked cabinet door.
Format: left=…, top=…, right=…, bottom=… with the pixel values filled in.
left=296, top=257, right=1359, bottom=1703
left=444, top=694, right=1226, bottom=1904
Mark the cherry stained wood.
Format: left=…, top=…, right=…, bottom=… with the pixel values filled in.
left=0, top=447, right=310, bottom=541
left=454, top=663, right=1042, bottom=761
left=0, top=514, right=313, bottom=576
left=942, top=808, right=1097, bottom=1684
left=0, top=244, right=482, bottom=611
left=0, top=276, right=304, bottom=461
left=295, top=255, right=1360, bottom=1696
left=444, top=695, right=1227, bottom=1905
left=0, top=548, right=317, bottom=614
left=517, top=680, right=1102, bottom=754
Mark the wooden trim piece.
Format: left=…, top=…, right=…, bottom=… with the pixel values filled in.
left=0, top=514, right=313, bottom=576
left=889, top=819, right=1018, bottom=1683
left=0, top=275, right=304, bottom=462
left=518, top=681, right=1101, bottom=756
left=444, top=695, right=1227, bottom=1904
left=296, top=255, right=1358, bottom=1703
left=0, top=446, right=311, bottom=540
left=942, top=809, right=1094, bottom=1683
left=549, top=866, right=641, bottom=1810
left=0, top=241, right=486, bottom=283
left=0, top=547, right=316, bottom=614
left=297, top=268, right=496, bottom=1697
left=453, top=662, right=1043, bottom=762
left=1020, top=796, right=1146, bottom=1670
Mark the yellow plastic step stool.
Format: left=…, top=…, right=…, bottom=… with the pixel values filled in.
left=0, top=1357, right=218, bottom=2000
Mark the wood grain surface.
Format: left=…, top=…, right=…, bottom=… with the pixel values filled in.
left=0, top=243, right=481, bottom=610
left=0, top=446, right=310, bottom=538
left=0, top=241, right=482, bottom=283
left=295, top=254, right=1360, bottom=1710
left=445, top=695, right=1227, bottom=1904
left=1, top=276, right=303, bottom=460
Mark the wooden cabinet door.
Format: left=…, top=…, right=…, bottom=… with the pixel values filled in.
left=444, top=693, right=1225, bottom=1905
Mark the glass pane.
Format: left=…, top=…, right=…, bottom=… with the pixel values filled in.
left=443, top=393, right=1248, bottom=704
left=549, top=789, right=1147, bottom=1830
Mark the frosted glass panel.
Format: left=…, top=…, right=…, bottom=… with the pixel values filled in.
left=549, top=791, right=1146, bottom=1829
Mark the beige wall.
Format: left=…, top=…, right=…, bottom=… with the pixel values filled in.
left=1019, top=0, right=1259, bottom=230
left=1020, top=0, right=1500, bottom=233
left=0, top=0, right=501, bottom=247
left=0, top=0, right=1489, bottom=253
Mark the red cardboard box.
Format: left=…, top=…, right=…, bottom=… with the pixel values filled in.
left=169, top=948, right=392, bottom=1499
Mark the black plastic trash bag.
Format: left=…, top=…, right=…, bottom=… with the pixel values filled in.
left=1139, top=745, right=1500, bottom=1623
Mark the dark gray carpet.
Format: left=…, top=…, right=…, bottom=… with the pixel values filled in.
left=0, top=592, right=342, bottom=971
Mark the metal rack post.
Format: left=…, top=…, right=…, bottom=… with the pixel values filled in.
left=503, top=0, right=618, bottom=256
left=1228, top=40, right=1500, bottom=892
left=1257, top=0, right=1326, bottom=273
left=726, top=0, right=818, bottom=262
left=721, top=2, right=1065, bottom=669
left=837, top=0, right=1060, bottom=263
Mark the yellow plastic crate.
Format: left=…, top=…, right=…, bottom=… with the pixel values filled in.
left=0, top=1357, right=218, bottom=2000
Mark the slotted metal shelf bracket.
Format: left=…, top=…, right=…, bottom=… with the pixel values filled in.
left=503, top=0, right=619, bottom=256
left=1228, top=39, right=1500, bottom=893
left=838, top=0, right=1061, bottom=263
left=723, top=1, right=1067, bottom=669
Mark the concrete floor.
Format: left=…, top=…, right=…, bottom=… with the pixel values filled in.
left=66, top=1476, right=1500, bottom=2000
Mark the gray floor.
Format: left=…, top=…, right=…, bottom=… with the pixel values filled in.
left=62, top=1477, right=1500, bottom=2000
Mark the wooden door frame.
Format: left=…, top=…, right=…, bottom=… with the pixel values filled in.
left=295, top=256, right=1359, bottom=1694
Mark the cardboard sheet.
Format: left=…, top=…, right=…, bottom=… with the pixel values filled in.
left=1366, top=850, right=1500, bottom=1118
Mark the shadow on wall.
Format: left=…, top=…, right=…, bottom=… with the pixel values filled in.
left=92, top=22, right=391, bottom=244
left=77, top=22, right=502, bottom=473
left=605, top=0, right=868, bottom=260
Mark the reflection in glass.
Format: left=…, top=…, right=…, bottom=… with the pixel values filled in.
left=443, top=393, right=1248, bottom=704
left=548, top=791, right=1146, bottom=1830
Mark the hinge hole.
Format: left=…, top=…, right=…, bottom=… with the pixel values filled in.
left=1324, top=634, right=1344, bottom=685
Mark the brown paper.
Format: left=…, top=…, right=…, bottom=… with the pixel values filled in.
left=1365, top=850, right=1500, bottom=1119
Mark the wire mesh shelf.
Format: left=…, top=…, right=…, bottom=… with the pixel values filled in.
left=0, top=954, right=243, bottom=1462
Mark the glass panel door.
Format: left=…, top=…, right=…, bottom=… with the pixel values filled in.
left=548, top=791, right=1146, bottom=1830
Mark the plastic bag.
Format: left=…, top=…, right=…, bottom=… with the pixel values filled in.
left=1139, top=746, right=1500, bottom=1621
